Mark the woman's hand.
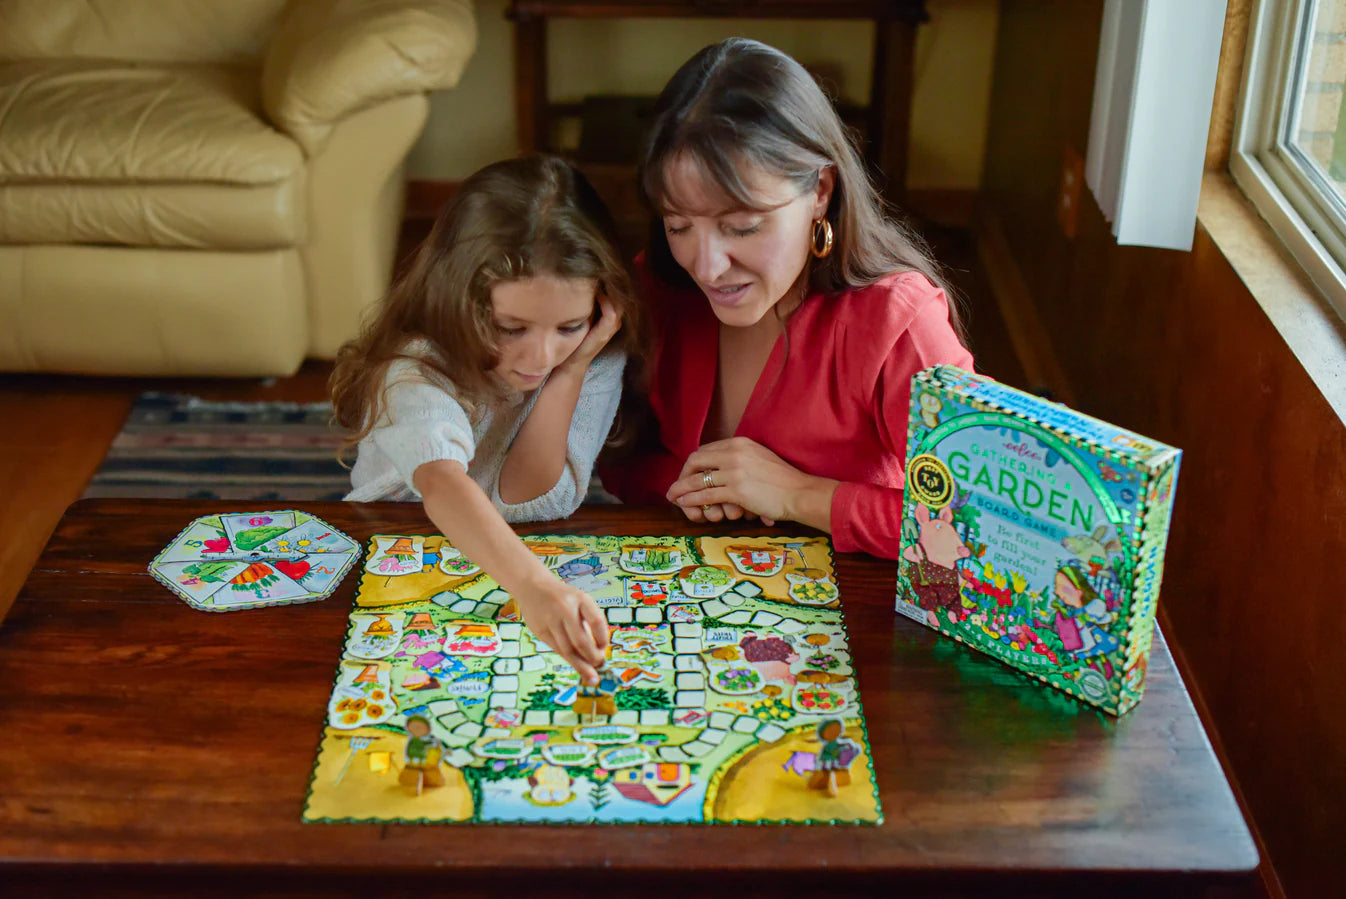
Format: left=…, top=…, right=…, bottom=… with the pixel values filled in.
left=678, top=499, right=756, bottom=525
left=510, top=576, right=610, bottom=683
left=666, top=437, right=840, bottom=532
left=557, top=295, right=621, bottom=376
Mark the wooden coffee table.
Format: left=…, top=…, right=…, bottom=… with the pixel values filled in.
left=0, top=499, right=1257, bottom=895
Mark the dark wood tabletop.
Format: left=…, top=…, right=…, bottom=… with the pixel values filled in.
left=0, top=500, right=1257, bottom=897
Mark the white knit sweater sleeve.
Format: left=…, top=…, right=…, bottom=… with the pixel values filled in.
left=493, top=348, right=627, bottom=523
left=367, top=360, right=476, bottom=493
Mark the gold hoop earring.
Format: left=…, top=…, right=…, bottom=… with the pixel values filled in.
left=810, top=218, right=834, bottom=259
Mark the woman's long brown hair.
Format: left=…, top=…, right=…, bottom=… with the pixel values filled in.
left=330, top=156, right=645, bottom=459
left=639, top=37, right=966, bottom=342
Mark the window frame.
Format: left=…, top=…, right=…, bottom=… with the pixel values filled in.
left=1231, top=0, right=1346, bottom=318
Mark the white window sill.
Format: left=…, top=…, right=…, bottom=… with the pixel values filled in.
left=1197, top=173, right=1346, bottom=423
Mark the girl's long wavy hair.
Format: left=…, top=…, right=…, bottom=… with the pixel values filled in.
left=639, top=37, right=966, bottom=342
left=331, top=156, right=645, bottom=459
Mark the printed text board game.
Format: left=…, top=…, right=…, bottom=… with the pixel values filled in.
left=897, top=366, right=1181, bottom=715
left=305, top=534, right=880, bottom=824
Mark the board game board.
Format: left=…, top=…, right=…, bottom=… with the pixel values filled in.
left=303, top=534, right=881, bottom=824
left=149, top=510, right=359, bottom=612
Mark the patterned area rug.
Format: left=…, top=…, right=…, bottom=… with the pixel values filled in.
left=82, top=393, right=351, bottom=501
left=82, top=392, right=618, bottom=503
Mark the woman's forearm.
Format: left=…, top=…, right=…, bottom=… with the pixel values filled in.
left=498, top=368, right=586, bottom=504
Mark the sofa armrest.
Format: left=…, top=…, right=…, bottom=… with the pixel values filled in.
left=261, top=0, right=476, bottom=156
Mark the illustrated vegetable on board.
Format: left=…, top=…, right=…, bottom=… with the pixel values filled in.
left=230, top=562, right=282, bottom=598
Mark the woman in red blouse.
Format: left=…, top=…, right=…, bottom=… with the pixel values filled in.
left=601, top=38, right=974, bottom=560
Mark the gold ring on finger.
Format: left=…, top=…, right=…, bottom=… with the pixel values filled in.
left=702, top=470, right=715, bottom=489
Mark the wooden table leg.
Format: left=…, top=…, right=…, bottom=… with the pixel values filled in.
left=514, top=14, right=548, bottom=154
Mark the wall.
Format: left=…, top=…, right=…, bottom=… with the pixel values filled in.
left=980, top=3, right=1346, bottom=898
left=406, top=0, right=999, bottom=191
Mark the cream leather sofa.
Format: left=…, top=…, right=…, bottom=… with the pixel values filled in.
left=0, top=0, right=476, bottom=375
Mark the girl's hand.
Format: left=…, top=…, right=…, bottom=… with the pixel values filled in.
left=511, top=576, right=610, bottom=684
left=666, top=437, right=839, bottom=530
left=557, top=295, right=621, bottom=376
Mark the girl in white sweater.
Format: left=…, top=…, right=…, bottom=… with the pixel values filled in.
left=331, top=156, right=643, bottom=683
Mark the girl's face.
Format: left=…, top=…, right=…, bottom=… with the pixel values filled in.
left=489, top=274, right=596, bottom=391
left=660, top=154, right=833, bottom=328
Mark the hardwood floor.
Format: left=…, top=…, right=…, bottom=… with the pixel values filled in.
left=0, top=218, right=1022, bottom=621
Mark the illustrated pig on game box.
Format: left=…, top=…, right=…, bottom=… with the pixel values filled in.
left=895, top=366, right=1181, bottom=715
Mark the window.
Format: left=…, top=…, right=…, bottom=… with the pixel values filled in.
left=1233, top=0, right=1346, bottom=317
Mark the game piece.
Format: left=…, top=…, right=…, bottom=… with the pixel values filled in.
left=808, top=719, right=861, bottom=797
left=304, top=534, right=881, bottom=824
left=400, top=715, right=447, bottom=795
left=149, top=510, right=359, bottom=611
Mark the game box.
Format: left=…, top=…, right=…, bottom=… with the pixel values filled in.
left=895, top=366, right=1181, bottom=715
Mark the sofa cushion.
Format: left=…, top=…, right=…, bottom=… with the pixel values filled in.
left=0, top=178, right=304, bottom=250
left=0, top=60, right=302, bottom=185
left=0, top=0, right=287, bottom=64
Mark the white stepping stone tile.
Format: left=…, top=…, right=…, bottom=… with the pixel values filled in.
left=700, top=599, right=731, bottom=619
left=606, top=608, right=634, bottom=624
left=447, top=748, right=476, bottom=767
left=484, top=727, right=513, bottom=739
left=674, top=654, right=701, bottom=671
left=522, top=655, right=547, bottom=671
left=635, top=607, right=664, bottom=623
left=700, top=727, right=728, bottom=745
left=682, top=740, right=712, bottom=757
left=452, top=721, right=483, bottom=738
left=721, top=611, right=754, bottom=625
left=658, top=746, right=690, bottom=763
left=720, top=591, right=745, bottom=607
left=673, top=638, right=702, bottom=654
left=498, top=623, right=523, bottom=640
left=674, top=690, right=706, bottom=707
left=639, top=709, right=671, bottom=727
left=776, top=619, right=807, bottom=635
left=756, top=723, right=787, bottom=744
left=732, top=716, right=762, bottom=735
left=491, top=675, right=520, bottom=692
left=473, top=602, right=498, bottom=618
left=553, top=711, right=579, bottom=727
left=432, top=713, right=466, bottom=732
left=449, top=599, right=477, bottom=614
left=675, top=672, right=705, bottom=690
left=498, top=640, right=521, bottom=657
left=612, top=711, right=640, bottom=725
left=672, top=622, right=703, bottom=638
left=523, top=710, right=552, bottom=726
left=750, top=611, right=783, bottom=627
left=492, top=657, right=522, bottom=675
left=708, top=711, right=735, bottom=730
left=490, top=692, right=518, bottom=709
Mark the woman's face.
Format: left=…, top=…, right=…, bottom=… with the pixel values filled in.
left=489, top=274, right=596, bottom=391
left=660, top=154, right=833, bottom=328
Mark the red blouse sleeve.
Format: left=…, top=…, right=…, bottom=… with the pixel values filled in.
left=829, top=277, right=975, bottom=558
